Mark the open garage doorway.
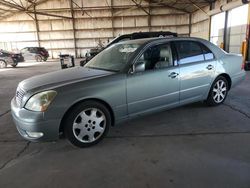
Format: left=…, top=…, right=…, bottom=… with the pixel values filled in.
left=227, top=4, right=248, bottom=54
left=210, top=12, right=226, bottom=48
left=210, top=4, right=249, bottom=54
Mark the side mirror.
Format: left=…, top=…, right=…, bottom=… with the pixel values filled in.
left=132, top=61, right=145, bottom=74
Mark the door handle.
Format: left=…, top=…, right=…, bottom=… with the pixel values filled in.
left=206, top=64, right=214, bottom=70
left=168, top=72, right=179, bottom=78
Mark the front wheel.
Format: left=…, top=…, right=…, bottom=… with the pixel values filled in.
left=11, top=62, right=18, bottom=67
left=64, top=101, right=111, bottom=148
left=206, top=76, right=229, bottom=106
left=0, top=60, right=7, bottom=69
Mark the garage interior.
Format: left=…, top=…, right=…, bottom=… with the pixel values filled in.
left=0, top=0, right=250, bottom=187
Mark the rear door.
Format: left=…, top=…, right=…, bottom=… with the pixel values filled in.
left=21, top=48, right=33, bottom=60
left=174, top=40, right=216, bottom=104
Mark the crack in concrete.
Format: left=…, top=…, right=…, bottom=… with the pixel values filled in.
left=223, top=103, right=250, bottom=119
left=0, top=141, right=30, bottom=171
left=0, top=140, right=27, bottom=143
left=107, top=130, right=250, bottom=139
left=0, top=110, right=10, bottom=118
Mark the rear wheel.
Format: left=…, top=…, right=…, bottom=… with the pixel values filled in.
left=206, top=76, right=228, bottom=106
left=11, top=62, right=18, bottom=67
left=0, top=60, right=7, bottom=69
left=64, top=101, right=111, bottom=148
left=35, top=55, right=42, bottom=62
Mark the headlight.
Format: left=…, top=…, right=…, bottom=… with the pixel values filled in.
left=25, top=90, right=57, bottom=112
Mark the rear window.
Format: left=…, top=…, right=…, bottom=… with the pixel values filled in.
left=175, top=41, right=204, bottom=65
left=37, top=47, right=46, bottom=51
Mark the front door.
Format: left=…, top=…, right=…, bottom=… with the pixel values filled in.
left=126, top=42, right=180, bottom=116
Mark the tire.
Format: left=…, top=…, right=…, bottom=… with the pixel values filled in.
left=0, top=60, right=7, bottom=69
left=206, top=76, right=229, bottom=106
left=11, top=62, right=18, bottom=67
left=43, top=57, right=48, bottom=62
left=64, top=100, right=111, bottom=148
left=35, top=55, right=42, bottom=62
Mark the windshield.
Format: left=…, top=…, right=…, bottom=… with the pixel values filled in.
left=85, top=43, right=141, bottom=72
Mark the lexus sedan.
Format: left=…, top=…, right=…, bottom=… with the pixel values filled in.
left=11, top=37, right=245, bottom=147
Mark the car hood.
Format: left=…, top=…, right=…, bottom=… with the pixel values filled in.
left=19, top=67, right=114, bottom=91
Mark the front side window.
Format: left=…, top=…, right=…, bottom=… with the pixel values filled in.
left=175, top=41, right=204, bottom=65
left=134, top=43, right=173, bottom=72
left=29, top=48, right=37, bottom=53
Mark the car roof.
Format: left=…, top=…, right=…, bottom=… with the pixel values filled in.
left=118, top=37, right=226, bottom=58
left=22, top=47, right=45, bottom=49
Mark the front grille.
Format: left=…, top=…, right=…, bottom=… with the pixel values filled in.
left=16, top=87, right=25, bottom=107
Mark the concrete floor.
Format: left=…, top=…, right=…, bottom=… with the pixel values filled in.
left=0, top=60, right=250, bottom=188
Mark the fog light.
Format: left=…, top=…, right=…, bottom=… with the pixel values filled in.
left=26, top=131, right=44, bottom=138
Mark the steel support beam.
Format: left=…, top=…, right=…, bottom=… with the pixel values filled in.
left=189, top=13, right=192, bottom=37
left=131, top=0, right=150, bottom=15
left=34, top=5, right=41, bottom=47
left=223, top=11, right=230, bottom=52
left=145, top=0, right=189, bottom=13
left=0, top=0, right=24, bottom=10
left=26, top=11, right=72, bottom=19
left=148, top=0, right=151, bottom=32
left=244, top=3, right=250, bottom=69
left=188, top=0, right=209, bottom=16
left=71, top=0, right=92, bottom=17
left=70, top=0, right=77, bottom=57
left=110, top=0, right=115, bottom=37
left=0, top=0, right=72, bottom=20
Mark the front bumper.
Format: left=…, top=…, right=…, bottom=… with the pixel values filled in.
left=11, top=98, right=61, bottom=142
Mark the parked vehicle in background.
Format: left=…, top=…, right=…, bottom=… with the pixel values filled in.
left=21, top=47, right=49, bottom=62
left=0, top=49, right=24, bottom=68
left=80, top=31, right=177, bottom=66
left=11, top=37, right=245, bottom=147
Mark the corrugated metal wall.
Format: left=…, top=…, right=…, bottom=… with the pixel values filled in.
left=190, top=6, right=210, bottom=39
left=190, top=0, right=240, bottom=40
left=0, top=0, right=190, bottom=58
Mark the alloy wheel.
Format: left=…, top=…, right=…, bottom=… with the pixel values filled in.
left=36, top=55, right=42, bottom=62
left=0, top=61, right=6, bottom=68
left=72, top=108, right=106, bottom=143
left=212, top=80, right=227, bottom=103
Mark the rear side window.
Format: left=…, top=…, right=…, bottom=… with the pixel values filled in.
left=29, top=48, right=36, bottom=53
left=175, top=41, right=204, bottom=65
left=201, top=44, right=214, bottom=60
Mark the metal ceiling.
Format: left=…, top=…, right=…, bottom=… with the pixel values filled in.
left=0, top=0, right=215, bottom=20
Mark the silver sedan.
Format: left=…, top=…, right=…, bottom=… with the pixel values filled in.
left=11, top=37, right=246, bottom=147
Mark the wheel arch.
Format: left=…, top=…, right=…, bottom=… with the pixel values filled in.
left=216, top=73, right=232, bottom=90
left=0, top=59, right=7, bottom=68
left=0, top=59, right=6, bottom=63
left=59, top=98, right=115, bottom=135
